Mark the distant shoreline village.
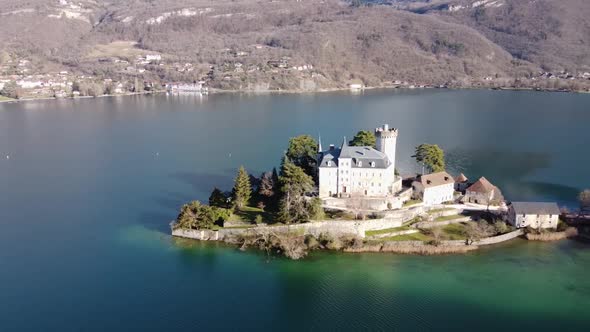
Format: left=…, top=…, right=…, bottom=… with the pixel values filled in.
left=171, top=123, right=589, bottom=259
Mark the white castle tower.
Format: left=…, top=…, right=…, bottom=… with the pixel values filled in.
left=375, top=124, right=398, bottom=171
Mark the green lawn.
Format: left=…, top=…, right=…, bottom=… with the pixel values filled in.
left=402, top=217, right=421, bottom=226
left=224, top=225, right=256, bottom=229
left=325, top=209, right=355, bottom=220
left=0, top=96, right=14, bottom=102
left=231, top=206, right=274, bottom=224
left=380, top=232, right=432, bottom=242
left=440, top=223, right=467, bottom=240
left=435, top=214, right=465, bottom=222
left=366, top=226, right=412, bottom=237
left=427, top=207, right=456, bottom=215
left=403, top=199, right=422, bottom=207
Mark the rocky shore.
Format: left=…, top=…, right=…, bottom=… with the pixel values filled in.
left=171, top=220, right=527, bottom=259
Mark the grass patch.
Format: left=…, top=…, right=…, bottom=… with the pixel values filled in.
left=440, top=223, right=467, bottom=240
left=380, top=232, right=432, bottom=242
left=86, top=40, right=149, bottom=59
left=366, top=226, right=412, bottom=237
left=224, top=225, right=256, bottom=229
left=434, top=214, right=465, bottom=222
left=403, top=199, right=422, bottom=207
left=0, top=96, right=14, bottom=101
left=325, top=209, right=355, bottom=220
left=402, top=217, right=422, bottom=226
left=231, top=206, right=274, bottom=224
left=427, top=207, right=456, bottom=215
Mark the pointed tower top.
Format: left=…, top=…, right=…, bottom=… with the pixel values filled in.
left=318, top=134, right=323, bottom=153
left=341, top=136, right=347, bottom=148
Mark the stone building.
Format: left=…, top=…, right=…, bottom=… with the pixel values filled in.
left=507, top=202, right=560, bottom=229
left=455, top=173, right=469, bottom=192
left=411, top=171, right=455, bottom=206
left=463, top=177, right=504, bottom=205
left=317, top=124, right=401, bottom=198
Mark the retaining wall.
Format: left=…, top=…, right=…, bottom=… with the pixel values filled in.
left=474, top=229, right=524, bottom=245
left=172, top=207, right=424, bottom=241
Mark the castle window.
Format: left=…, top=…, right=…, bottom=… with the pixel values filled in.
left=327, top=161, right=332, bottom=167
left=370, top=162, right=375, bottom=168
left=358, top=161, right=362, bottom=167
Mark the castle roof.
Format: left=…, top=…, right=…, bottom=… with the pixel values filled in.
left=318, top=145, right=391, bottom=169
left=416, top=171, right=454, bottom=188
left=466, top=177, right=496, bottom=193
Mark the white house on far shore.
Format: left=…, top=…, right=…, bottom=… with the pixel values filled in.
left=412, top=171, right=455, bottom=206
left=507, top=202, right=560, bottom=229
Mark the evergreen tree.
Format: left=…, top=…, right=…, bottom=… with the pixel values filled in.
left=209, top=187, right=228, bottom=208
left=412, top=144, right=445, bottom=173
left=232, top=166, right=252, bottom=210
left=278, top=159, right=315, bottom=223
left=174, top=201, right=231, bottom=230
left=308, top=197, right=325, bottom=220
left=349, top=130, right=376, bottom=148
left=286, top=135, right=318, bottom=178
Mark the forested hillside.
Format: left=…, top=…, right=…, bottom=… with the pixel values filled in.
left=0, top=0, right=588, bottom=95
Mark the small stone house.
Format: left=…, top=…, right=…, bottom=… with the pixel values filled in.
left=507, top=202, right=560, bottom=229
left=455, top=173, right=469, bottom=192
left=412, top=171, right=455, bottom=206
left=463, top=177, right=504, bottom=205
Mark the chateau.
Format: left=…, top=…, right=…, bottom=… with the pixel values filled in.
left=317, top=124, right=402, bottom=198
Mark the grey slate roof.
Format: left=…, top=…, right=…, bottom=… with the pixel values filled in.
left=318, top=148, right=341, bottom=167
left=511, top=202, right=560, bottom=215
left=319, top=145, right=391, bottom=169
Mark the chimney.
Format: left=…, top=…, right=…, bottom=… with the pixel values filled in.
left=329, top=144, right=335, bottom=151
left=427, top=180, right=431, bottom=185
left=444, top=176, right=449, bottom=181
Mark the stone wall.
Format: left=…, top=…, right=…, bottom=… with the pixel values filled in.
left=171, top=207, right=424, bottom=242
left=172, top=228, right=219, bottom=241
left=370, top=229, right=419, bottom=239
left=172, top=224, right=525, bottom=251
left=474, top=229, right=524, bottom=245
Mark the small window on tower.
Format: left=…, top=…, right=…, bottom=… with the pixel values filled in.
left=327, top=161, right=332, bottom=166
left=358, top=161, right=362, bottom=167
left=370, top=162, right=375, bottom=168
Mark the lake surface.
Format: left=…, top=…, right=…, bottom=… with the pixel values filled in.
left=1, top=89, right=589, bottom=331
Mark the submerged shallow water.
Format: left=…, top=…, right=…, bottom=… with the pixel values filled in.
left=1, top=89, right=589, bottom=331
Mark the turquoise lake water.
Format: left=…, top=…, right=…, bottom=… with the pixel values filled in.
left=0, top=89, right=589, bottom=331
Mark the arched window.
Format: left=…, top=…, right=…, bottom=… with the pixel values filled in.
left=370, top=162, right=375, bottom=168
left=358, top=161, right=362, bottom=167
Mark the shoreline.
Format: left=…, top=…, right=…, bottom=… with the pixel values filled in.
left=2, top=84, right=589, bottom=105
left=171, top=223, right=528, bottom=259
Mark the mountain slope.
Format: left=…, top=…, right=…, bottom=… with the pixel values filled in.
left=0, top=0, right=588, bottom=91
